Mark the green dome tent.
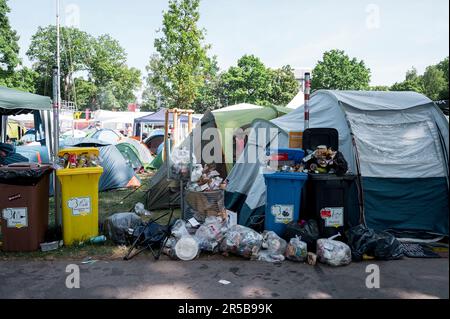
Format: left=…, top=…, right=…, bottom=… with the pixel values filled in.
left=146, top=104, right=291, bottom=210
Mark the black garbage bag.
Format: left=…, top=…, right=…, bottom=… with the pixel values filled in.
left=283, top=219, right=320, bottom=252
left=0, top=163, right=52, bottom=185
left=104, top=213, right=143, bottom=245
left=331, top=151, right=348, bottom=176
left=346, top=225, right=404, bottom=261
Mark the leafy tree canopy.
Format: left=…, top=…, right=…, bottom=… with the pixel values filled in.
left=311, top=49, right=371, bottom=91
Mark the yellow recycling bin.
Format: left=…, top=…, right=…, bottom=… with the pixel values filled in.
left=56, top=148, right=103, bottom=245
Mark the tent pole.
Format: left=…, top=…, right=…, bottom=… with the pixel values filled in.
left=304, top=72, right=311, bottom=131
left=173, top=109, right=178, bottom=147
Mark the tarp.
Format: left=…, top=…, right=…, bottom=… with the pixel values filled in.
left=0, top=86, right=52, bottom=115
left=225, top=90, right=449, bottom=237
left=134, top=108, right=200, bottom=124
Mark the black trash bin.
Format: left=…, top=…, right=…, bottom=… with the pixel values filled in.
left=300, top=128, right=359, bottom=238
left=304, top=173, right=357, bottom=238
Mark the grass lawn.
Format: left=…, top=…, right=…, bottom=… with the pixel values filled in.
left=1, top=172, right=181, bottom=260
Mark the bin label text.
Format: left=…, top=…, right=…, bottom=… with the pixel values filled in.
left=321, top=207, right=344, bottom=227
left=271, top=204, right=294, bottom=224
left=8, top=193, right=21, bottom=201
left=2, top=207, right=28, bottom=228
left=68, top=197, right=91, bottom=216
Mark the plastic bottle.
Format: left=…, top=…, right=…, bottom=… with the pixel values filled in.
left=89, top=235, right=106, bottom=244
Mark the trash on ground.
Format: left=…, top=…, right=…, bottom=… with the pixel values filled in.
left=257, top=231, right=287, bottom=262
left=218, top=279, right=231, bottom=285
left=285, top=236, right=308, bottom=262
left=81, top=257, right=98, bottom=264
left=134, top=202, right=152, bottom=216
left=220, top=224, right=263, bottom=259
left=346, top=225, right=404, bottom=261
left=104, top=212, right=143, bottom=245
left=316, top=233, right=352, bottom=266
left=194, top=216, right=228, bottom=253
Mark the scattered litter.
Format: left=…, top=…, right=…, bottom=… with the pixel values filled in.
left=89, top=235, right=106, bottom=244
left=307, top=252, right=317, bottom=265
left=218, top=279, right=231, bottom=285
left=134, top=202, right=152, bottom=216
left=174, top=236, right=200, bottom=261
left=81, top=257, right=98, bottom=264
left=40, top=240, right=62, bottom=252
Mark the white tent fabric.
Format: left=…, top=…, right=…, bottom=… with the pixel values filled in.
left=286, top=91, right=305, bottom=109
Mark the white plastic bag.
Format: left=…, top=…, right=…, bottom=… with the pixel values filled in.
left=257, top=231, right=287, bottom=262
left=194, top=216, right=227, bottom=253
left=171, top=219, right=190, bottom=239
left=316, top=233, right=351, bottom=266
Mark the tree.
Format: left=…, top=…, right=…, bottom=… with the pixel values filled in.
left=0, top=0, right=20, bottom=77
left=390, top=67, right=425, bottom=93
left=0, top=0, right=36, bottom=92
left=422, top=65, right=447, bottom=101
left=27, top=26, right=141, bottom=110
left=220, top=55, right=272, bottom=105
left=311, top=49, right=371, bottom=90
left=146, top=0, right=214, bottom=110
left=27, top=25, right=93, bottom=99
left=369, top=85, right=390, bottom=91
left=218, top=55, right=298, bottom=107
left=267, top=65, right=299, bottom=105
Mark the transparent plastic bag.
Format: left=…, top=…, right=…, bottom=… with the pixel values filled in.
left=104, top=213, right=143, bottom=245
left=171, top=219, right=190, bottom=239
left=220, top=225, right=263, bottom=259
left=134, top=202, right=152, bottom=216
left=194, top=216, right=228, bottom=253
left=285, top=236, right=308, bottom=262
left=257, top=231, right=287, bottom=263
left=316, top=233, right=352, bottom=266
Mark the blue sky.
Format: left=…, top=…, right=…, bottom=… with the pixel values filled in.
left=7, top=0, right=450, bottom=86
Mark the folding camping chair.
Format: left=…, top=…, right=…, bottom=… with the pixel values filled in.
left=123, top=208, right=175, bottom=261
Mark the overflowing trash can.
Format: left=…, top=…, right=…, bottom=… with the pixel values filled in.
left=0, top=163, right=53, bottom=251
left=300, top=128, right=358, bottom=238
left=56, top=148, right=103, bottom=245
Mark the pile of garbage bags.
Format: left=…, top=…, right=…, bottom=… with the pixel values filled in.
left=103, top=205, right=405, bottom=266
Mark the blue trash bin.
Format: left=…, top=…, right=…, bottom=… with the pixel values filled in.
left=264, top=172, right=308, bottom=236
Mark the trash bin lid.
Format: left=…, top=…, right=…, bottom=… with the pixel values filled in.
left=0, top=163, right=53, bottom=185
left=303, top=128, right=339, bottom=151
left=174, top=237, right=199, bottom=261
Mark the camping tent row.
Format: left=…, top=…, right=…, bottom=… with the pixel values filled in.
left=146, top=103, right=291, bottom=210
left=225, top=90, right=449, bottom=238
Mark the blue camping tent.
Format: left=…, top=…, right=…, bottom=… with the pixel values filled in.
left=63, top=138, right=141, bottom=191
